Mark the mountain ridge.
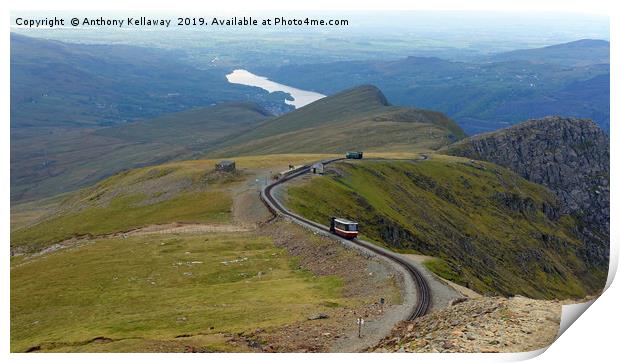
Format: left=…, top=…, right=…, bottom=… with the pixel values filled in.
left=488, top=39, right=610, bottom=66
left=207, top=84, right=466, bottom=156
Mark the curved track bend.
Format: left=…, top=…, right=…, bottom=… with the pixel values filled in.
left=260, top=157, right=431, bottom=320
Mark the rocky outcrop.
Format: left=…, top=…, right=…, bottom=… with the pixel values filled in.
left=443, top=116, right=609, bottom=269
left=371, top=296, right=564, bottom=353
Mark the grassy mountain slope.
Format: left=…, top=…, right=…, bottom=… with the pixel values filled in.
left=10, top=154, right=337, bottom=253
left=11, top=161, right=235, bottom=253
left=284, top=156, right=605, bottom=299
left=10, top=232, right=344, bottom=352
left=11, top=102, right=269, bottom=203
left=441, top=117, right=609, bottom=276
left=209, top=85, right=465, bottom=156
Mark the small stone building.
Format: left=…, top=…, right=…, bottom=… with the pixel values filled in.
left=215, top=160, right=236, bottom=172
left=311, top=163, right=324, bottom=174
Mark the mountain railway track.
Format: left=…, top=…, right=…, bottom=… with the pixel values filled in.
left=260, top=157, right=431, bottom=321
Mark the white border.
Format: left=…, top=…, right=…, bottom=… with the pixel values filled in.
left=4, top=0, right=614, bottom=14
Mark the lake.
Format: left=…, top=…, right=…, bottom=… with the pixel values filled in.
left=226, top=69, right=325, bottom=109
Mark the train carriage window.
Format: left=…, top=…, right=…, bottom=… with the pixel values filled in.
left=334, top=219, right=358, bottom=232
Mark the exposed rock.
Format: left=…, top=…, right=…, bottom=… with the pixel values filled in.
left=442, top=340, right=454, bottom=349
left=370, top=296, right=566, bottom=353
left=308, top=313, right=329, bottom=320
left=444, top=116, right=609, bottom=274
left=450, top=297, right=469, bottom=306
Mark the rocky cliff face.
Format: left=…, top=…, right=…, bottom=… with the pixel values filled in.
left=443, top=116, right=609, bottom=270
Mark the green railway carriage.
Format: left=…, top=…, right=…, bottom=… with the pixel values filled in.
left=345, top=151, right=363, bottom=159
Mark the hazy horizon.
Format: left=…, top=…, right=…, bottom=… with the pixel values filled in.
left=11, top=11, right=609, bottom=59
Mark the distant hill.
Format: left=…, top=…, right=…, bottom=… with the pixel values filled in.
left=488, top=39, right=610, bottom=66
left=255, top=40, right=610, bottom=134
left=208, top=85, right=466, bottom=156
left=11, top=103, right=270, bottom=202
left=10, top=33, right=285, bottom=128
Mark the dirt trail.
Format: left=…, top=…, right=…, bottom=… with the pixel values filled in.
left=328, top=259, right=417, bottom=352
left=124, top=223, right=250, bottom=235
left=230, top=176, right=273, bottom=228
left=12, top=222, right=250, bottom=263
left=243, top=219, right=411, bottom=353
left=12, top=169, right=270, bottom=260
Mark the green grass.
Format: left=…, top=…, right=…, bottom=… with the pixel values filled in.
left=211, top=118, right=456, bottom=156
left=95, top=102, right=270, bottom=144
left=10, top=233, right=347, bottom=352
left=208, top=85, right=465, bottom=157
left=10, top=192, right=68, bottom=231
left=10, top=158, right=244, bottom=252
left=11, top=153, right=352, bottom=254
left=423, top=258, right=463, bottom=284
left=284, top=155, right=605, bottom=299
left=11, top=191, right=231, bottom=252
left=39, top=334, right=247, bottom=353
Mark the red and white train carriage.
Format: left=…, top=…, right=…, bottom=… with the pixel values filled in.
left=329, top=217, right=359, bottom=239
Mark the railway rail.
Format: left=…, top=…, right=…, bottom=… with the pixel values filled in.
left=260, top=157, right=431, bottom=320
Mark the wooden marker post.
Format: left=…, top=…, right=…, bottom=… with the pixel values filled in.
left=357, top=317, right=364, bottom=338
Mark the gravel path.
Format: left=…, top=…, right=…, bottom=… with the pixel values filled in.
left=12, top=222, right=250, bottom=262
left=125, top=223, right=250, bottom=235
left=329, top=254, right=418, bottom=352
left=401, top=254, right=465, bottom=312
left=230, top=173, right=273, bottom=228
left=269, top=182, right=421, bottom=352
